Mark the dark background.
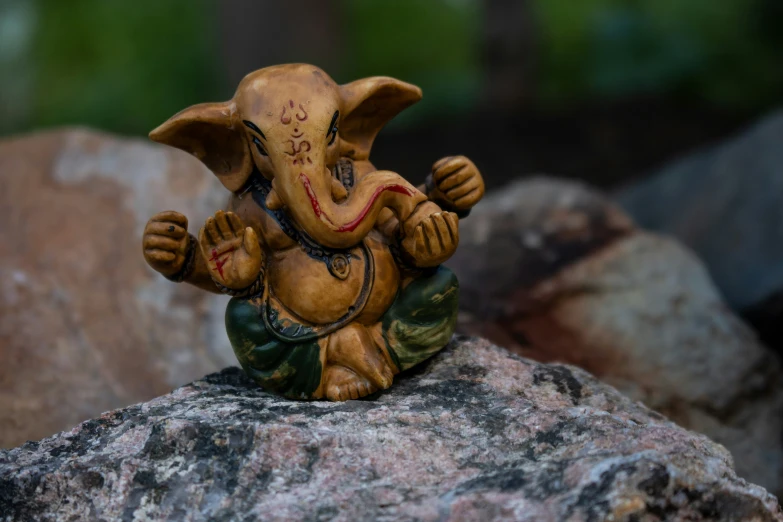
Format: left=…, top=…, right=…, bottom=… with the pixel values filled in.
left=2, top=0, right=781, bottom=191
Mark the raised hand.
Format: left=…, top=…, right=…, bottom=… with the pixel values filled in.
left=429, top=155, right=485, bottom=213
left=401, top=211, right=459, bottom=267
left=198, top=210, right=263, bottom=290
left=143, top=211, right=191, bottom=278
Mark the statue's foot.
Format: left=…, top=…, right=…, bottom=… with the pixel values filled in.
left=324, top=323, right=394, bottom=401
left=368, top=322, right=401, bottom=375
left=324, top=365, right=377, bottom=401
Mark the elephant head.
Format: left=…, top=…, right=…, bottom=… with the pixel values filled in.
left=150, top=64, right=427, bottom=249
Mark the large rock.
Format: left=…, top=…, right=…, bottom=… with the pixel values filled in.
left=450, top=178, right=783, bottom=494
left=0, top=129, right=233, bottom=449
left=1, top=337, right=779, bottom=521
left=616, top=110, right=783, bottom=344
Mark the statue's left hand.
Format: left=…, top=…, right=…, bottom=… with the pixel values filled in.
left=429, top=156, right=485, bottom=212
left=198, top=210, right=263, bottom=289
left=401, top=211, right=459, bottom=267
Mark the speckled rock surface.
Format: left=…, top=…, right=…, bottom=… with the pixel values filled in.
left=1, top=337, right=779, bottom=522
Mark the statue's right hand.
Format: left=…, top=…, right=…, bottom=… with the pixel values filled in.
left=198, top=210, right=263, bottom=290
left=143, top=211, right=190, bottom=277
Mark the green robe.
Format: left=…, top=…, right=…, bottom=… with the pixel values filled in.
left=225, top=266, right=459, bottom=399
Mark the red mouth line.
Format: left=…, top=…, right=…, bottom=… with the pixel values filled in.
left=299, top=173, right=414, bottom=233
left=291, top=132, right=304, bottom=139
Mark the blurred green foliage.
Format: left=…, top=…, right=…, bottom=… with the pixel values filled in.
left=535, top=0, right=783, bottom=108
left=0, top=0, right=780, bottom=137
left=339, top=0, right=483, bottom=127
left=2, top=0, right=221, bottom=136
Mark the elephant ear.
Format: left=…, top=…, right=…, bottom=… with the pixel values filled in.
left=339, top=77, right=422, bottom=161
left=149, top=101, right=252, bottom=192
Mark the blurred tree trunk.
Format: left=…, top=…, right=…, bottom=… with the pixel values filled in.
left=218, top=0, right=344, bottom=89
left=480, top=0, right=538, bottom=110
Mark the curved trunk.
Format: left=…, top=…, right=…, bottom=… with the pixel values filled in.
left=278, top=168, right=425, bottom=249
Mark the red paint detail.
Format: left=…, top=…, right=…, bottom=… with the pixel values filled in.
left=291, top=132, right=304, bottom=138
left=299, top=173, right=331, bottom=223
left=296, top=104, right=308, bottom=121
left=335, top=184, right=414, bottom=233
left=289, top=99, right=294, bottom=108
left=209, top=247, right=237, bottom=280
left=208, top=248, right=222, bottom=262
left=298, top=173, right=414, bottom=233
left=280, top=107, right=291, bottom=124
left=293, top=159, right=299, bottom=165
left=284, top=139, right=311, bottom=156
left=307, top=157, right=312, bottom=165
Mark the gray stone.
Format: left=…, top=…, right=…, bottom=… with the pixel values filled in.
left=1, top=337, right=780, bottom=521
left=616, top=110, right=783, bottom=312
left=451, top=177, right=783, bottom=495
left=0, top=129, right=233, bottom=448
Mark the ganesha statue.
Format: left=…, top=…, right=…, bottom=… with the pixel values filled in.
left=142, top=64, right=485, bottom=401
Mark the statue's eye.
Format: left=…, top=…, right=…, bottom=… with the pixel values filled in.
left=327, top=110, right=339, bottom=145
left=242, top=120, right=268, bottom=157
left=252, top=136, right=268, bottom=157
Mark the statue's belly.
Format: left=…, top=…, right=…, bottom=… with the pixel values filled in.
left=268, top=237, right=399, bottom=326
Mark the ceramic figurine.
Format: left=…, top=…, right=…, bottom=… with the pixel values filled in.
left=142, top=64, right=485, bottom=401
